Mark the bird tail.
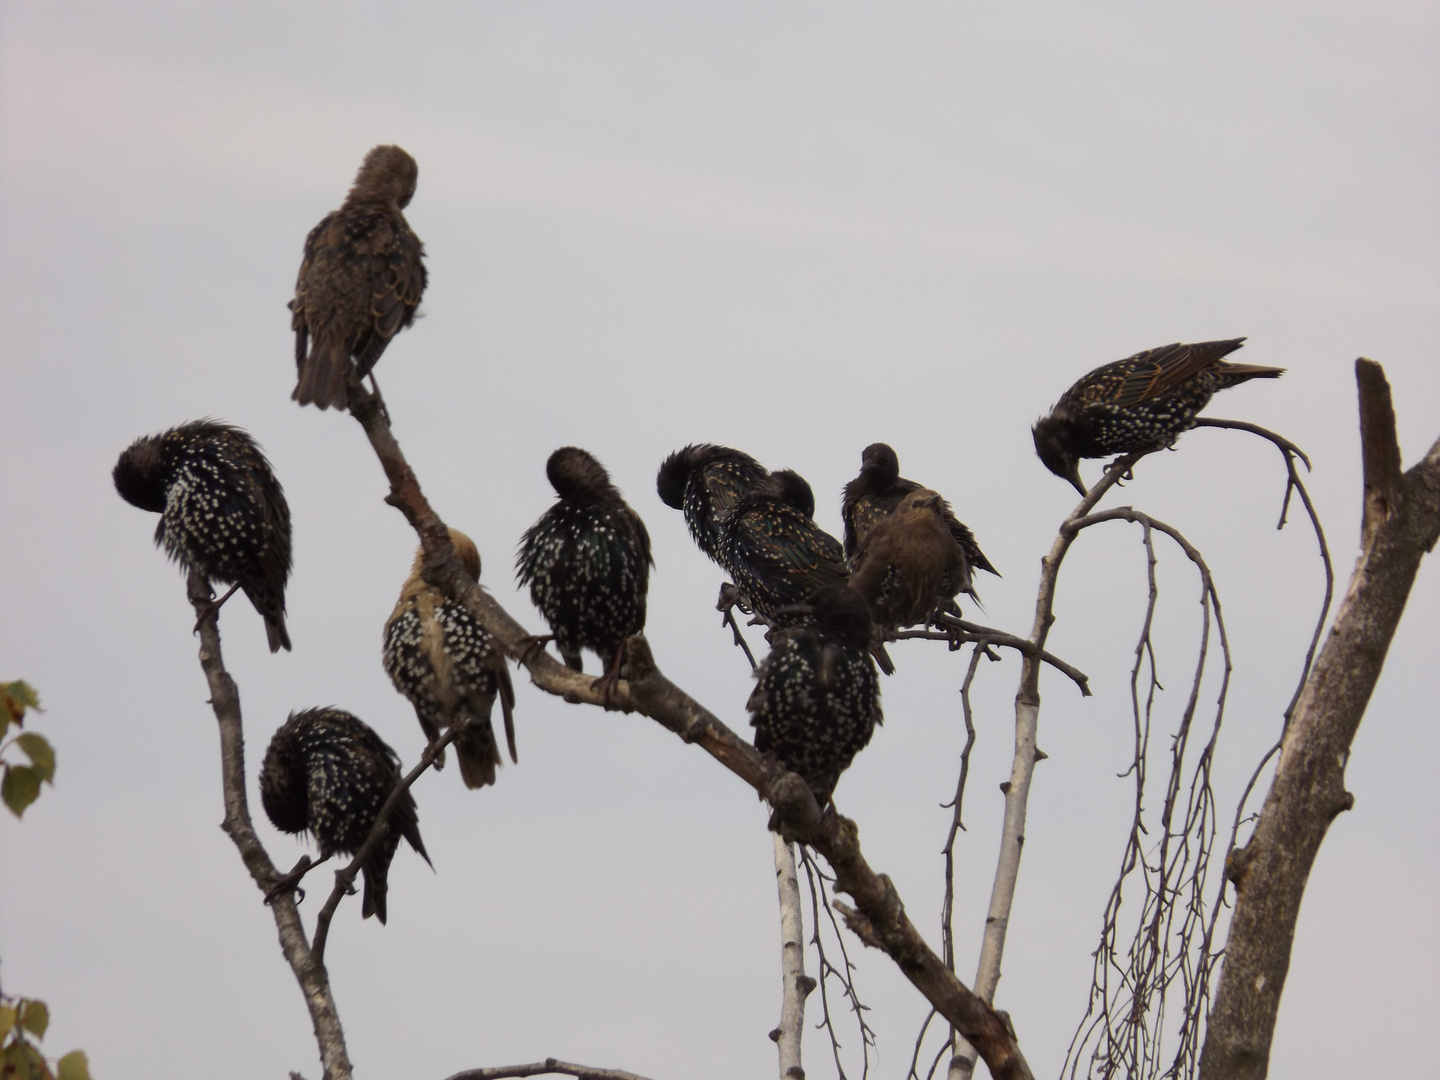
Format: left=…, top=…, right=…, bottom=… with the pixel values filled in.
left=870, top=639, right=896, bottom=676
left=359, top=834, right=401, bottom=924
left=265, top=610, right=292, bottom=653
left=497, top=663, right=518, bottom=764
left=1214, top=362, right=1285, bottom=389
left=454, top=714, right=503, bottom=790
left=293, top=338, right=352, bottom=410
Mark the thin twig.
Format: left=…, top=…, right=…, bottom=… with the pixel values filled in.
left=445, top=1060, right=659, bottom=1080
left=895, top=620, right=1092, bottom=696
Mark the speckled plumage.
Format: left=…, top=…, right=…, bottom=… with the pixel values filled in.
left=290, top=145, right=427, bottom=410
left=113, top=420, right=292, bottom=651
left=840, top=442, right=997, bottom=595
left=383, top=530, right=516, bottom=789
left=657, top=443, right=771, bottom=563
left=748, top=586, right=882, bottom=806
left=849, top=488, right=971, bottom=631
left=259, top=707, right=430, bottom=924
left=718, top=471, right=850, bottom=624
left=1033, top=338, right=1285, bottom=495
left=516, top=447, right=653, bottom=675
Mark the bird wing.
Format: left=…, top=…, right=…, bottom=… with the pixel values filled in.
left=1095, top=339, right=1248, bottom=407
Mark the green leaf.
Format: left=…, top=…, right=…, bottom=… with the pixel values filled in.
left=56, top=1050, right=90, bottom=1080
left=0, top=1002, right=15, bottom=1041
left=1, top=1038, right=49, bottom=1080
left=15, top=733, right=55, bottom=783
left=19, top=999, right=49, bottom=1039
left=3, top=764, right=43, bottom=818
left=2, top=680, right=42, bottom=721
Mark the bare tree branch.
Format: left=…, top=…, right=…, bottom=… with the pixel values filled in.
left=895, top=618, right=1092, bottom=696
left=1199, top=360, right=1440, bottom=1080
left=345, top=385, right=1036, bottom=1080
left=445, top=1060, right=659, bottom=1080
left=185, top=569, right=353, bottom=1080
left=772, top=834, right=814, bottom=1079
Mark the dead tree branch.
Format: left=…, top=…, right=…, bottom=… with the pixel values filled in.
left=186, top=570, right=354, bottom=1080
left=772, top=834, right=813, bottom=1080
left=444, top=1060, right=659, bottom=1080
left=1199, top=360, right=1440, bottom=1080
left=346, top=384, right=1036, bottom=1080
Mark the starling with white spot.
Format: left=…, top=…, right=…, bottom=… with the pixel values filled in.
left=260, top=707, right=430, bottom=924
left=656, top=443, right=771, bottom=565
left=748, top=585, right=882, bottom=809
left=516, top=447, right=653, bottom=697
left=290, top=144, right=427, bottom=410
left=383, top=530, right=517, bottom=789
left=1032, top=338, right=1285, bottom=495
left=113, top=420, right=292, bottom=651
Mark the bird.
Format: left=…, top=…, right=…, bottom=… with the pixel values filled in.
left=849, top=488, right=972, bottom=633
left=840, top=442, right=998, bottom=601
left=657, top=443, right=772, bottom=564
left=113, top=420, right=293, bottom=652
left=516, top=447, right=653, bottom=701
left=748, top=585, right=883, bottom=810
left=1032, top=338, right=1285, bottom=496
left=717, top=470, right=851, bottom=626
left=383, top=529, right=517, bottom=789
left=260, top=707, right=430, bottom=924
left=290, top=144, right=428, bottom=410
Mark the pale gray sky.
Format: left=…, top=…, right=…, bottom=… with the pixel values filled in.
left=2, top=4, right=1436, bottom=1078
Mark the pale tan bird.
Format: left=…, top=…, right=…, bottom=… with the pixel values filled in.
left=383, top=530, right=517, bottom=789
left=849, top=488, right=971, bottom=633
left=290, top=144, right=428, bottom=410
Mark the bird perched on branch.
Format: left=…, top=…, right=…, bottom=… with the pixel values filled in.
left=260, top=707, right=430, bottom=924
left=383, top=530, right=516, bottom=789
left=113, top=420, right=293, bottom=651
left=290, top=144, right=428, bottom=410
left=1032, top=338, right=1285, bottom=496
left=656, top=443, right=771, bottom=564
left=718, top=470, right=851, bottom=625
left=748, top=585, right=882, bottom=810
left=849, top=488, right=972, bottom=633
left=516, top=447, right=653, bottom=701
left=841, top=442, right=998, bottom=601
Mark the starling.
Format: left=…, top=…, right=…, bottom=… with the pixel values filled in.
left=113, top=420, right=293, bottom=652
left=849, top=488, right=971, bottom=633
left=840, top=442, right=998, bottom=597
left=260, top=707, right=430, bottom=924
left=383, top=529, right=517, bottom=790
left=717, top=470, right=851, bottom=625
left=656, top=443, right=771, bottom=563
left=748, top=585, right=883, bottom=808
left=290, top=145, right=428, bottom=410
left=516, top=447, right=653, bottom=695
left=1032, top=338, right=1285, bottom=495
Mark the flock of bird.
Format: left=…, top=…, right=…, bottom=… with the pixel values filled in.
left=112, top=145, right=1285, bottom=924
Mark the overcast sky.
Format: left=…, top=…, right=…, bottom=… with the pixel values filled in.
left=1, top=4, right=1436, bottom=1079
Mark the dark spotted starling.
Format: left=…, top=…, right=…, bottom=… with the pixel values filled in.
left=849, top=488, right=971, bottom=633
left=260, top=707, right=430, bottom=924
left=113, top=420, right=292, bottom=652
left=656, top=443, right=771, bottom=564
left=290, top=145, right=428, bottom=410
left=748, top=585, right=883, bottom=809
left=1032, top=338, right=1285, bottom=495
left=717, top=470, right=850, bottom=625
left=383, top=530, right=517, bottom=790
left=840, top=442, right=998, bottom=603
left=516, top=447, right=653, bottom=697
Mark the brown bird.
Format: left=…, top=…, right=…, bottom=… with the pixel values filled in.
left=383, top=530, right=516, bottom=789
left=290, top=145, right=428, bottom=410
left=840, top=442, right=998, bottom=608
left=849, top=488, right=971, bottom=634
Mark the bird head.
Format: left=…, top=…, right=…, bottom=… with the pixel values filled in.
left=1032, top=411, right=1087, bottom=497
left=859, top=442, right=900, bottom=485
left=349, top=145, right=420, bottom=209
left=769, top=469, right=816, bottom=518
left=113, top=434, right=168, bottom=512
left=547, top=446, right=616, bottom=505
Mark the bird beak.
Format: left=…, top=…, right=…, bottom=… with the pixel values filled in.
left=1066, top=464, right=1088, bottom=498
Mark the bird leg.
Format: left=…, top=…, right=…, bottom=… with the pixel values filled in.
left=264, top=853, right=332, bottom=907
left=716, top=584, right=759, bottom=671
left=590, top=641, right=628, bottom=710
left=192, top=582, right=242, bottom=634
left=515, top=634, right=555, bottom=666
